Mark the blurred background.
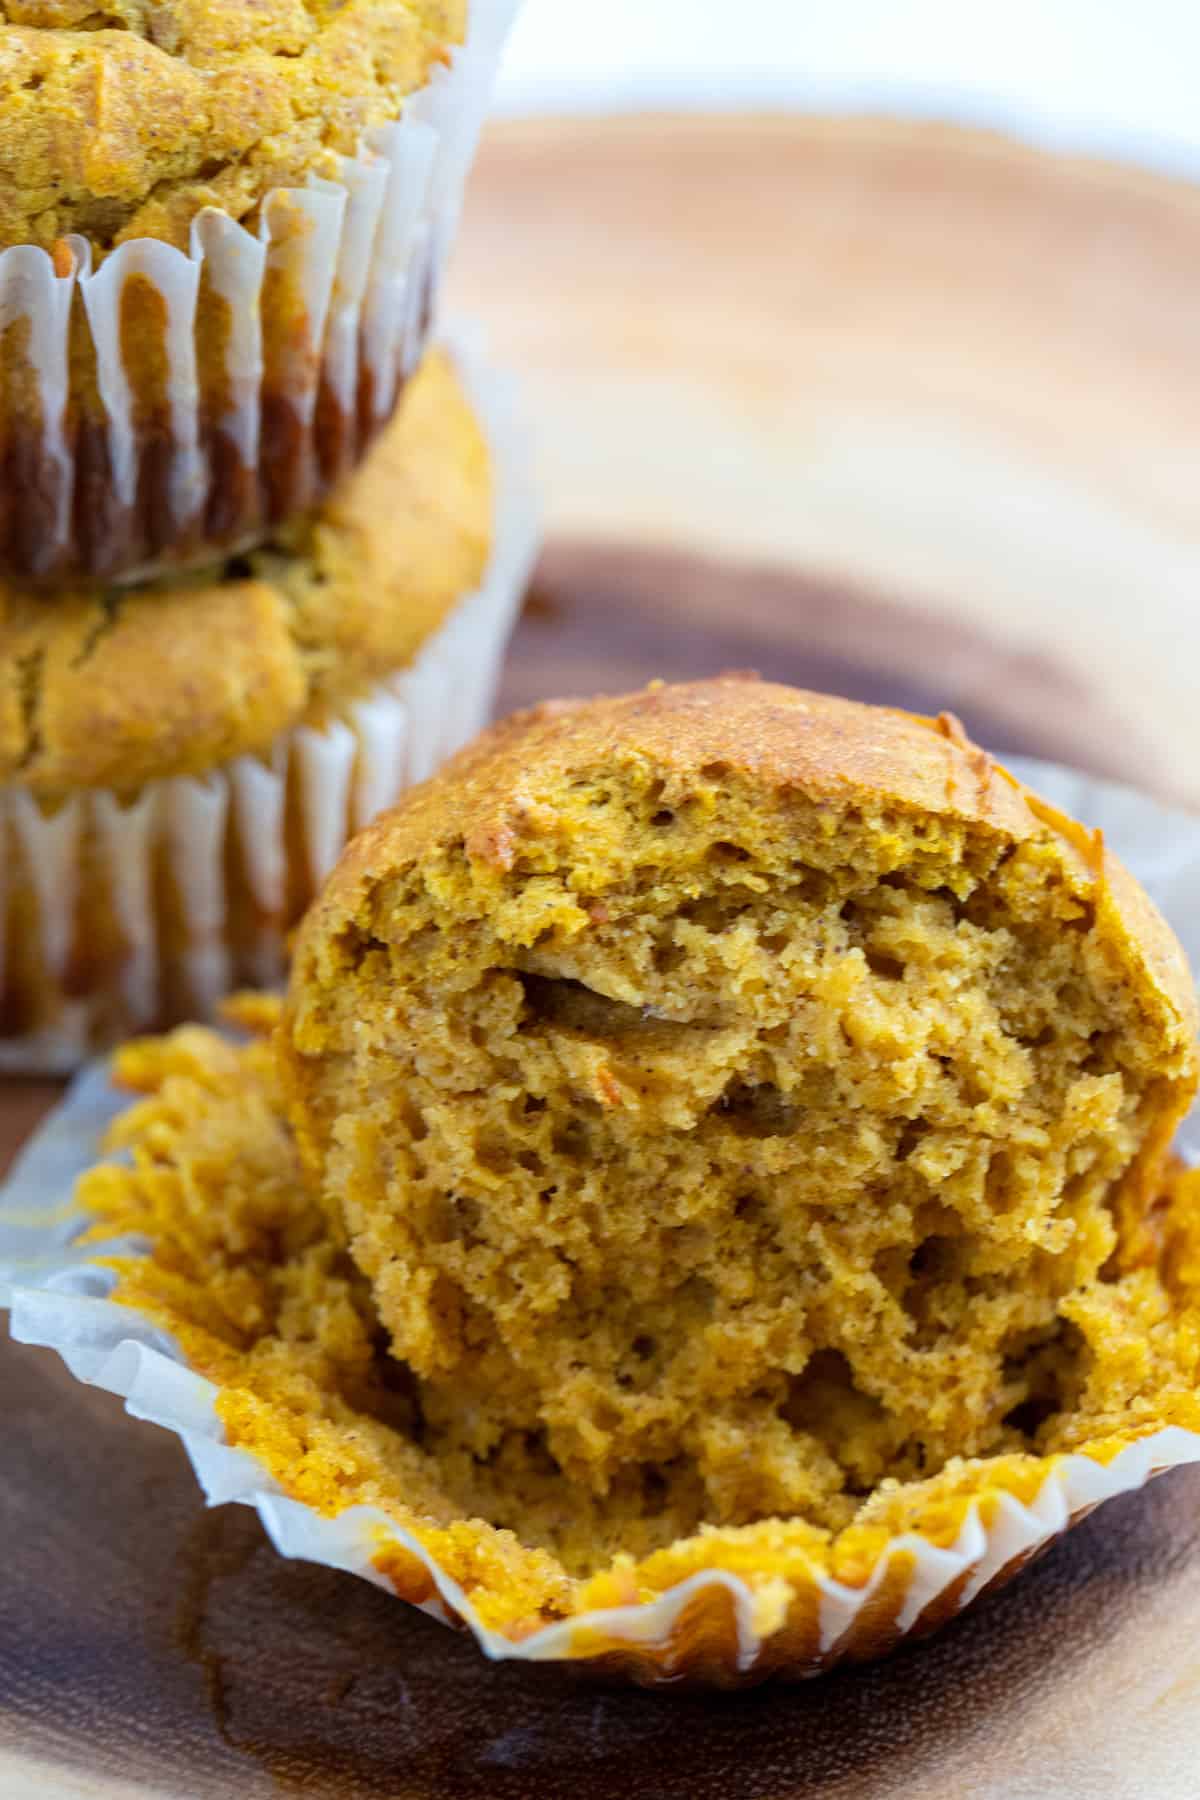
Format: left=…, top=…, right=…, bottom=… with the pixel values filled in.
left=448, top=0, right=1200, bottom=804
left=498, top=0, right=1200, bottom=173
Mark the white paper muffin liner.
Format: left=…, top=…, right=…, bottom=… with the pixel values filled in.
left=0, top=0, right=521, bottom=587
left=0, top=329, right=539, bottom=1073
left=3, top=759, right=1200, bottom=1684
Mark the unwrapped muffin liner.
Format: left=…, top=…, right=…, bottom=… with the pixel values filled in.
left=0, top=330, right=539, bottom=1072
left=0, top=0, right=521, bottom=586
left=4, top=760, right=1200, bottom=1685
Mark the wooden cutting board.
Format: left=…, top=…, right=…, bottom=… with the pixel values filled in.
left=5, top=114, right=1200, bottom=1800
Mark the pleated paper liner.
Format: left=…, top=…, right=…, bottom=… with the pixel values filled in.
left=0, top=332, right=539, bottom=1072
left=0, top=0, right=521, bottom=588
left=4, top=761, right=1200, bottom=1685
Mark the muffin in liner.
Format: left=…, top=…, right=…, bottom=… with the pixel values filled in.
left=0, top=330, right=539, bottom=1072
left=3, top=759, right=1200, bottom=1689
left=0, top=0, right=520, bottom=588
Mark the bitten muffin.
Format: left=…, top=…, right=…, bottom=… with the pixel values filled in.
left=0, top=0, right=467, bottom=253
left=282, top=678, right=1199, bottom=1537
left=0, top=346, right=522, bottom=1065
left=64, top=686, right=1200, bottom=1677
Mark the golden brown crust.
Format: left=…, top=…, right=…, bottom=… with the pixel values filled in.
left=297, top=677, right=1199, bottom=1059
left=0, top=0, right=466, bottom=252
left=0, top=347, right=491, bottom=797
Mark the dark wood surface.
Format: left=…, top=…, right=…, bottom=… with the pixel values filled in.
left=3, top=1319, right=1200, bottom=1800
left=7, top=113, right=1200, bottom=1796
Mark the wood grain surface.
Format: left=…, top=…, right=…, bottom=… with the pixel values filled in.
left=452, top=113, right=1200, bottom=808
left=5, top=113, right=1200, bottom=1798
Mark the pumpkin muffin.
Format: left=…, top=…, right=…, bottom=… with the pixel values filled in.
left=0, top=0, right=510, bottom=584
left=58, top=680, right=1200, bottom=1681
left=0, top=344, right=535, bottom=1067
left=282, top=678, right=1199, bottom=1536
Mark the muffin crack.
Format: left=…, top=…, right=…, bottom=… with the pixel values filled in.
left=14, top=645, right=44, bottom=771
left=68, top=589, right=121, bottom=670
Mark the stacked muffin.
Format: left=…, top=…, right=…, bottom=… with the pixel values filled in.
left=0, top=0, right=531, bottom=1067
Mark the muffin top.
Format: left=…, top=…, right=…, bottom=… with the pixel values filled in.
left=282, top=678, right=1199, bottom=1537
left=0, top=0, right=467, bottom=253
left=0, top=346, right=490, bottom=796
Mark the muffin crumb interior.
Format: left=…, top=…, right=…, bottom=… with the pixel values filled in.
left=80, top=866, right=1200, bottom=1630
left=284, top=742, right=1196, bottom=1563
